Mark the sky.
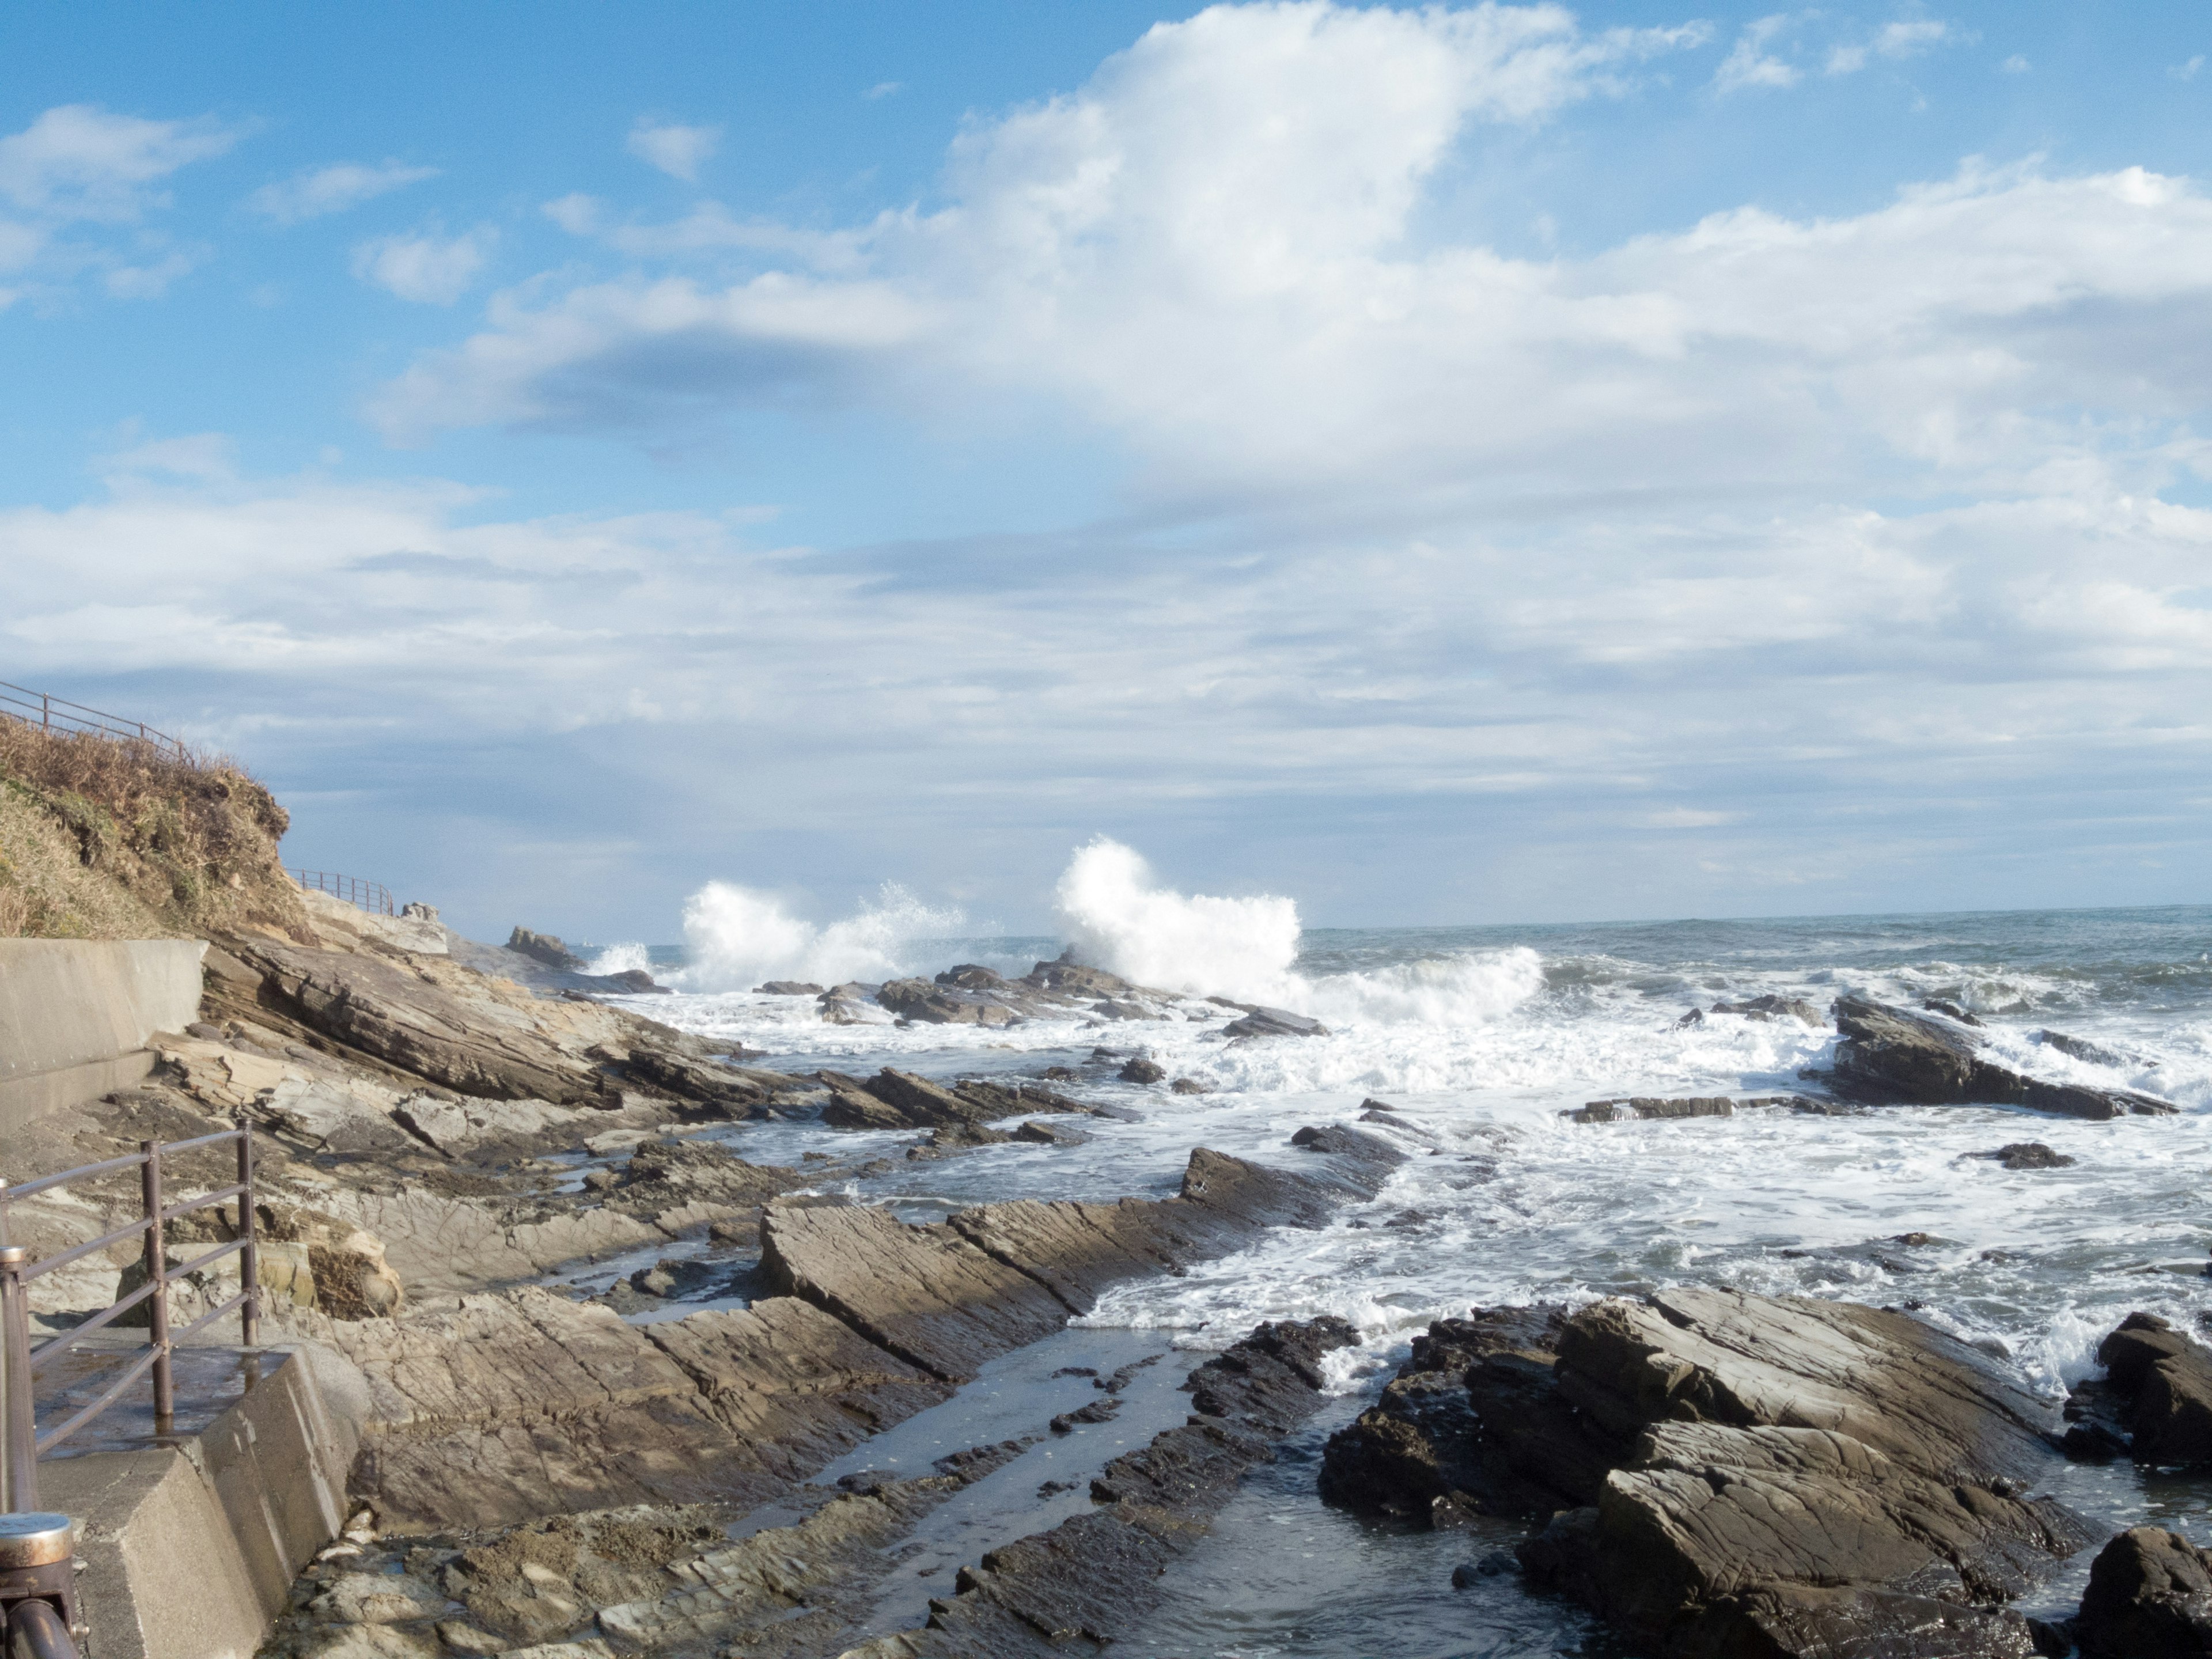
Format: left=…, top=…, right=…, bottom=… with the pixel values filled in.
left=4, top=1, right=2211, bottom=942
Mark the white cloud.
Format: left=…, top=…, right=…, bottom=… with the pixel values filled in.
left=543, top=192, right=601, bottom=234
left=865, top=82, right=903, bottom=101
left=0, top=104, right=237, bottom=220
left=351, top=225, right=495, bottom=304
left=0, top=104, right=236, bottom=305
left=1826, top=44, right=1869, bottom=75
left=1714, top=14, right=1801, bottom=93
left=2001, top=54, right=2030, bottom=74
left=248, top=160, right=439, bottom=223
left=626, top=119, right=720, bottom=181
left=2173, top=55, right=2205, bottom=82
left=1876, top=19, right=1950, bottom=58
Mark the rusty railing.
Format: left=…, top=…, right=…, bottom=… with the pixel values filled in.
left=0, top=1125, right=260, bottom=1514
left=0, top=680, right=189, bottom=762
left=293, top=869, right=395, bottom=917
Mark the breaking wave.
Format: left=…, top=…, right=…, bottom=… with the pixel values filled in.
left=675, top=881, right=963, bottom=993
left=1054, top=836, right=1539, bottom=1027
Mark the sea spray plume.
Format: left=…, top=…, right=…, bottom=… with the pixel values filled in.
left=584, top=942, right=653, bottom=976
left=1054, top=838, right=1301, bottom=1001
left=675, top=880, right=961, bottom=992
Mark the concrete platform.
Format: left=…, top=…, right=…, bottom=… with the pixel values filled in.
left=33, top=1343, right=361, bottom=1659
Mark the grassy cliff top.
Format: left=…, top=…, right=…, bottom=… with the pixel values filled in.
left=0, top=717, right=312, bottom=942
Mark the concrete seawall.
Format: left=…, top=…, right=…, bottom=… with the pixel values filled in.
left=0, top=939, right=207, bottom=1131
left=40, top=1343, right=362, bottom=1659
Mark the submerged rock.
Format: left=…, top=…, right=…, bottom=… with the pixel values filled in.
left=1569, top=1096, right=1733, bottom=1123
left=1221, top=1006, right=1330, bottom=1040
left=755, top=979, right=824, bottom=995
left=1711, top=994, right=1826, bottom=1027
left=1116, top=1057, right=1165, bottom=1085
left=1970, top=1142, right=2077, bottom=1171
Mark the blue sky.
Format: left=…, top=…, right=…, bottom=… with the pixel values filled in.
left=5, top=2, right=2211, bottom=942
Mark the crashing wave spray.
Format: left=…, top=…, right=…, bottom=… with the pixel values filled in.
left=676, top=881, right=962, bottom=993
left=1055, top=838, right=1301, bottom=1001
left=1054, top=837, right=1541, bottom=1025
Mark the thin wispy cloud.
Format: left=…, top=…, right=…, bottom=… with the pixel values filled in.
left=248, top=160, right=439, bottom=224
left=2173, top=55, right=2205, bottom=82
left=1714, top=14, right=1801, bottom=93
left=865, top=82, right=903, bottom=100
left=626, top=119, right=720, bottom=181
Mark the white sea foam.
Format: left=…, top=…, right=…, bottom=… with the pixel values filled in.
left=673, top=880, right=963, bottom=993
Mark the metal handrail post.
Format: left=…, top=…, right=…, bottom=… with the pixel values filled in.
left=138, top=1146, right=172, bottom=1428
left=234, top=1128, right=259, bottom=1348
left=0, top=1249, right=36, bottom=1512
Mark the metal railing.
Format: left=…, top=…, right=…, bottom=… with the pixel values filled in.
left=293, top=869, right=395, bottom=917
left=0, top=1126, right=260, bottom=1514
left=0, top=680, right=188, bottom=762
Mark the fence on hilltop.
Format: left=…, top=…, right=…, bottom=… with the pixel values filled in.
left=0, top=680, right=190, bottom=762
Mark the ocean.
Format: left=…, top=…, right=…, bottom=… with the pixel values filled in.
left=584, top=896, right=2212, bottom=1654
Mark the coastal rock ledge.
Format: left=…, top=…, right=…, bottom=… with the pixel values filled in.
left=1321, top=1286, right=2094, bottom=1658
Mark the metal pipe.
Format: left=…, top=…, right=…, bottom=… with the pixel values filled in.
left=0, top=1248, right=37, bottom=1511
left=7, top=1594, right=78, bottom=1659
left=236, top=1128, right=259, bottom=1349
left=138, top=1145, right=172, bottom=1429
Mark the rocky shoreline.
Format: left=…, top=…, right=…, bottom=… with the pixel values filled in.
left=9, top=895, right=2205, bottom=1658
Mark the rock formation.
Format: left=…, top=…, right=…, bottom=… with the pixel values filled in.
left=1322, top=1287, right=2094, bottom=1657
left=1828, top=994, right=2177, bottom=1118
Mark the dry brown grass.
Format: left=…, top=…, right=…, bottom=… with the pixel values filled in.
left=0, top=714, right=310, bottom=941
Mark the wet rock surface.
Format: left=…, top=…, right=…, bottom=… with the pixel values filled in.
left=1829, top=994, right=2177, bottom=1118
left=1323, top=1287, right=2095, bottom=1658
left=2075, top=1526, right=2212, bottom=1657
left=2064, top=1312, right=2212, bottom=1468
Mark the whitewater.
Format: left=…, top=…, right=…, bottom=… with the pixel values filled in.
left=589, top=842, right=2212, bottom=1655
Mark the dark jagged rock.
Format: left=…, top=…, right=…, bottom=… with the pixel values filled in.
left=2064, top=1313, right=2212, bottom=1468
left=1570, top=1096, right=1733, bottom=1123
left=1969, top=1141, right=2077, bottom=1171
left=507, top=927, right=588, bottom=970
left=1831, top=994, right=2177, bottom=1118
left=2076, top=1526, right=2212, bottom=1657
left=1924, top=997, right=1987, bottom=1026
left=1170, top=1076, right=1207, bottom=1094
left=756, top=980, right=824, bottom=995
left=1322, top=1306, right=1608, bottom=1524
left=1012, top=1119, right=1088, bottom=1147
left=864, top=1067, right=995, bottom=1128
left=936, top=963, right=1006, bottom=990
left=1221, top=1005, right=1330, bottom=1039
left=1327, top=1287, right=2091, bottom=1658
left=1117, top=1056, right=1165, bottom=1084
left=1712, top=994, right=1826, bottom=1027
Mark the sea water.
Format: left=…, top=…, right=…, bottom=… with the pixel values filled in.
left=597, top=892, right=2212, bottom=1655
